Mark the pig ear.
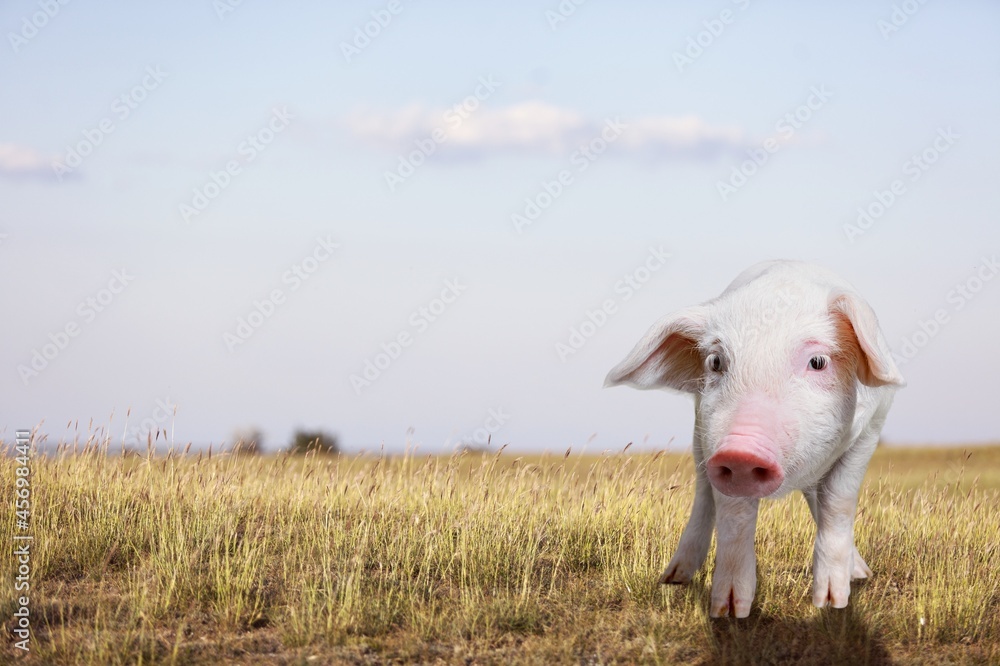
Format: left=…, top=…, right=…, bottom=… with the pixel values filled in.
left=605, top=308, right=707, bottom=393
left=829, top=291, right=905, bottom=388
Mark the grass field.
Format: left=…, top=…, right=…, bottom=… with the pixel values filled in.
left=2, top=439, right=999, bottom=665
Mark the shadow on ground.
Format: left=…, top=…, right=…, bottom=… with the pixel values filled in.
left=704, top=605, right=891, bottom=666
left=673, top=579, right=892, bottom=666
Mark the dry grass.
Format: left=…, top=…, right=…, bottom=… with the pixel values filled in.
left=2, top=439, right=999, bottom=665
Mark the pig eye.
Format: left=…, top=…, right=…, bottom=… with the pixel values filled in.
left=808, top=355, right=829, bottom=371
left=706, top=353, right=724, bottom=373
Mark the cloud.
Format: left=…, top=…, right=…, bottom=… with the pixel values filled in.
left=0, top=143, right=60, bottom=180
left=342, top=101, right=750, bottom=162
left=617, top=115, right=749, bottom=161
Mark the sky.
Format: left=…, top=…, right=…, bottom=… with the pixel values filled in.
left=2, top=1, right=998, bottom=453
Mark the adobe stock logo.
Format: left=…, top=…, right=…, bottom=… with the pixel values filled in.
left=892, top=255, right=998, bottom=366
left=455, top=407, right=510, bottom=449
left=546, top=0, right=588, bottom=31
left=716, top=85, right=831, bottom=202
left=672, top=0, right=753, bottom=73
left=125, top=396, right=177, bottom=446
left=8, top=0, right=72, bottom=54
left=842, top=127, right=958, bottom=243
left=52, top=66, right=168, bottom=181
left=179, top=107, right=293, bottom=224
left=877, top=0, right=931, bottom=40
left=213, top=0, right=248, bottom=20
left=384, top=75, right=501, bottom=192
left=339, top=0, right=412, bottom=63
left=511, top=118, right=627, bottom=234
left=224, top=236, right=339, bottom=351
left=350, top=278, right=467, bottom=394
left=17, top=269, right=135, bottom=385
left=556, top=246, right=670, bottom=362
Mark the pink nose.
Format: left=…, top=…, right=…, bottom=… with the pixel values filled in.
left=707, top=444, right=784, bottom=498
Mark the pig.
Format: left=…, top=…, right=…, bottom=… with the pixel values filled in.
left=605, top=260, right=904, bottom=618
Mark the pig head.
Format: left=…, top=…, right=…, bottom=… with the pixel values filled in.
left=606, top=260, right=904, bottom=617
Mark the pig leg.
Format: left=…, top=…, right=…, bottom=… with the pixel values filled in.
left=803, top=488, right=872, bottom=580
left=809, top=437, right=878, bottom=608
left=658, top=449, right=715, bottom=584
left=709, top=492, right=760, bottom=618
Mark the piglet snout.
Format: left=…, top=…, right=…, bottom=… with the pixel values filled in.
left=707, top=437, right=784, bottom=497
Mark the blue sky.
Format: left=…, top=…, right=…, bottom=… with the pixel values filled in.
left=2, top=0, right=999, bottom=452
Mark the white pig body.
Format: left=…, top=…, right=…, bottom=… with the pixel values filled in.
left=606, top=260, right=903, bottom=618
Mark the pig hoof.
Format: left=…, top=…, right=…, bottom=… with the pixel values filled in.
left=812, top=577, right=851, bottom=609
left=658, top=553, right=702, bottom=584
left=710, top=588, right=752, bottom=618
left=658, top=563, right=691, bottom=585
left=813, top=589, right=850, bottom=609
left=852, top=549, right=873, bottom=580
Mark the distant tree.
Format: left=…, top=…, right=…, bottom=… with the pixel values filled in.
left=287, top=430, right=339, bottom=455
left=455, top=433, right=491, bottom=454
left=231, top=427, right=265, bottom=456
